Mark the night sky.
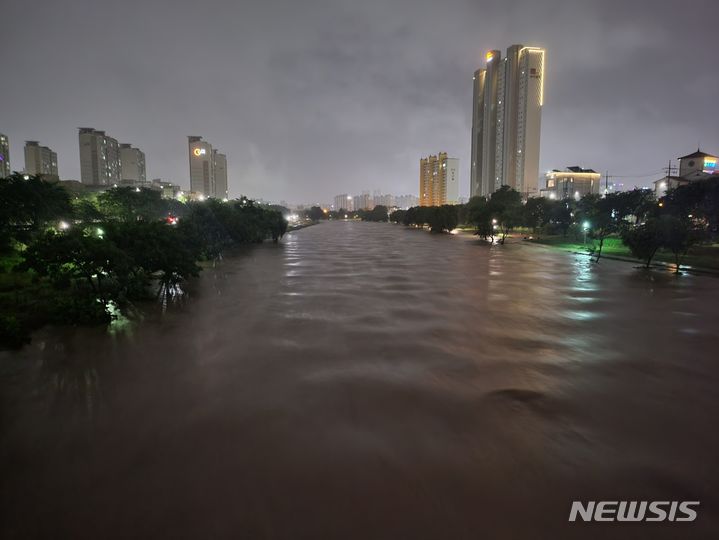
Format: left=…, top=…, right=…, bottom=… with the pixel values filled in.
left=2, top=0, right=717, bottom=203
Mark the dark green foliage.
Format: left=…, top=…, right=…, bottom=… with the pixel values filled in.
left=621, top=219, right=663, bottom=268
left=488, top=186, right=522, bottom=243
left=0, top=176, right=288, bottom=348
left=465, top=196, right=494, bottom=240
left=662, top=178, right=719, bottom=238
left=394, top=205, right=458, bottom=233
left=522, top=197, right=551, bottom=231
left=306, top=206, right=326, bottom=221
left=357, top=205, right=390, bottom=222
left=0, top=173, right=73, bottom=249
left=96, top=187, right=167, bottom=222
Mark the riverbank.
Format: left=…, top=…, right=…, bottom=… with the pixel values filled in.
left=524, top=234, right=719, bottom=273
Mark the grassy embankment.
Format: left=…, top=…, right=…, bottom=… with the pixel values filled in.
left=522, top=232, right=719, bottom=271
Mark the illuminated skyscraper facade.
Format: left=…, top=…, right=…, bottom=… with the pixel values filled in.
left=419, top=152, right=459, bottom=207
left=188, top=136, right=228, bottom=198
left=471, top=45, right=545, bottom=198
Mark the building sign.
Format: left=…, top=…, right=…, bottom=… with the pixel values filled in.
left=193, top=148, right=206, bottom=156
left=703, top=157, right=717, bottom=174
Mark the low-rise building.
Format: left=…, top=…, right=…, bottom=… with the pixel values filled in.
left=654, top=150, right=718, bottom=198
left=540, top=167, right=601, bottom=200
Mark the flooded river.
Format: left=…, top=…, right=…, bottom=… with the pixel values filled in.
left=1, top=221, right=717, bottom=539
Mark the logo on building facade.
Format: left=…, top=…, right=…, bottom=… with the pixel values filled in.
left=193, top=148, right=206, bottom=156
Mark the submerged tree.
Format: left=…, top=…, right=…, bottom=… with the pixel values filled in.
left=488, top=186, right=522, bottom=244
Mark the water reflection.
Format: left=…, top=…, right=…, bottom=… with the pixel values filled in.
left=1, top=222, right=718, bottom=539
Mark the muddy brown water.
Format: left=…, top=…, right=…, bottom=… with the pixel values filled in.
left=1, top=221, right=717, bottom=539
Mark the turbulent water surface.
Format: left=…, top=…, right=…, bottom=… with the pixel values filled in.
left=1, top=221, right=718, bottom=539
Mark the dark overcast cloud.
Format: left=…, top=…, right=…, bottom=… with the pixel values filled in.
left=2, top=0, right=717, bottom=203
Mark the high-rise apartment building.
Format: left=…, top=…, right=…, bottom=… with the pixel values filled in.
left=78, top=128, right=121, bottom=185
left=471, top=45, right=545, bottom=198
left=188, top=136, right=228, bottom=198
left=24, top=141, right=59, bottom=179
left=353, top=191, right=373, bottom=211
left=334, top=194, right=354, bottom=211
left=119, top=143, right=146, bottom=184
left=419, top=152, right=459, bottom=207
left=395, top=194, right=418, bottom=209
left=213, top=150, right=228, bottom=199
left=0, top=134, right=10, bottom=177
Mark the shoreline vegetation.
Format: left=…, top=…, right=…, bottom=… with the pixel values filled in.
left=3, top=176, right=718, bottom=349
left=313, top=181, right=719, bottom=273
left=0, top=173, right=288, bottom=349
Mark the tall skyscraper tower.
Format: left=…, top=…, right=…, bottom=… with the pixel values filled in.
left=419, top=152, right=459, bottom=207
left=213, top=150, right=228, bottom=199
left=0, top=134, right=11, bottom=177
left=78, top=128, right=121, bottom=185
left=188, top=136, right=214, bottom=197
left=119, top=143, right=146, bottom=184
left=24, top=141, right=59, bottom=180
left=470, top=45, right=545, bottom=198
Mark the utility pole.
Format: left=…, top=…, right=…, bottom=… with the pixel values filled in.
left=663, top=160, right=677, bottom=178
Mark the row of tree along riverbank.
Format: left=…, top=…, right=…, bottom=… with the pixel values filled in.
left=0, top=173, right=288, bottom=349
left=387, top=181, right=718, bottom=271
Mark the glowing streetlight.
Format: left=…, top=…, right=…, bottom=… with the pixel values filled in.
left=582, top=221, right=590, bottom=245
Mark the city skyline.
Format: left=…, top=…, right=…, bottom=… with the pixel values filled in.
left=0, top=0, right=716, bottom=202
